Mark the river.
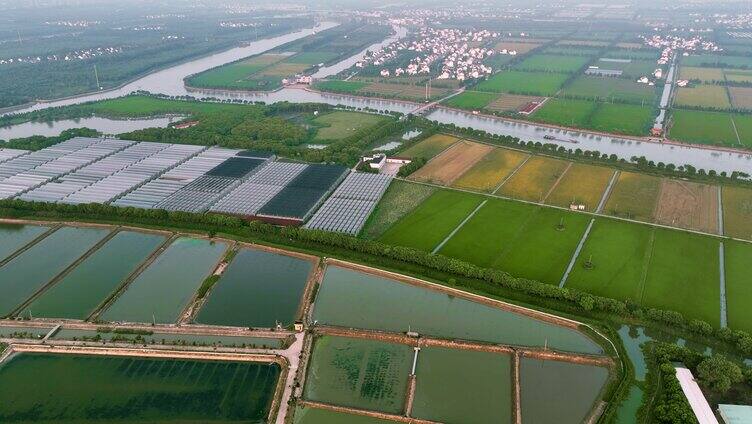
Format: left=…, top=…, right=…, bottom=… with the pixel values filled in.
left=0, top=116, right=184, bottom=140
left=2, top=21, right=752, bottom=175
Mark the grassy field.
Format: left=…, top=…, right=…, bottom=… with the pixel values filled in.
left=312, top=111, right=387, bottom=141
left=668, top=110, right=740, bottom=147
left=729, top=86, right=752, bottom=110
left=485, top=94, right=544, bottom=112
left=674, top=85, right=731, bottom=109
left=314, top=80, right=368, bottom=93
left=604, top=49, right=658, bottom=60
left=725, top=240, right=752, bottom=333
left=357, top=82, right=450, bottom=102
left=543, top=46, right=602, bottom=56
left=360, top=180, right=436, bottom=239
left=408, top=141, right=492, bottom=186
left=567, top=219, right=655, bottom=301
left=286, top=52, right=338, bottom=64
left=77, top=95, right=250, bottom=117
left=594, top=59, right=656, bottom=78
left=641, top=228, right=720, bottom=326
left=722, top=186, right=752, bottom=240
left=451, top=147, right=530, bottom=192
left=725, top=69, right=752, bottom=84
left=499, top=155, right=571, bottom=202
left=475, top=71, right=569, bottom=96
left=679, top=66, right=725, bottom=82
left=443, top=91, right=499, bottom=110
left=303, top=336, right=412, bottom=414
left=399, top=134, right=459, bottom=159
left=512, top=54, right=590, bottom=74
left=603, top=172, right=661, bottom=222
left=531, top=99, right=597, bottom=128
left=589, top=103, right=654, bottom=135
left=186, top=54, right=288, bottom=89
left=379, top=189, right=485, bottom=251
left=546, top=164, right=614, bottom=210
left=562, top=76, right=657, bottom=104
left=682, top=54, right=752, bottom=69
left=439, top=200, right=590, bottom=284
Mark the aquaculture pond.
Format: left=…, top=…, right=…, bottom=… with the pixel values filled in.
left=313, top=266, right=602, bottom=354
left=196, top=247, right=313, bottom=328
left=0, top=226, right=111, bottom=316
left=0, top=353, right=281, bottom=423
left=0, top=223, right=49, bottom=262
left=293, top=406, right=396, bottom=424
left=0, top=325, right=52, bottom=339
left=51, top=328, right=285, bottom=349
left=520, top=358, right=609, bottom=424
left=100, top=237, right=227, bottom=324
left=20, top=231, right=166, bottom=320
left=303, top=335, right=412, bottom=415
left=412, top=347, right=512, bottom=424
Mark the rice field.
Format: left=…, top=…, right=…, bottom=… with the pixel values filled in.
left=475, top=71, right=569, bottom=96
left=315, top=80, right=368, bottom=93
left=512, top=54, right=591, bottom=74
left=379, top=189, right=485, bottom=251
left=682, top=54, right=752, bottom=69
left=724, top=240, right=752, bottom=333
left=303, top=336, right=412, bottom=414
left=493, top=41, right=541, bottom=54
left=603, top=172, right=661, bottom=222
left=399, top=134, right=460, bottom=159
left=588, top=103, right=654, bottom=136
left=412, top=347, right=512, bottom=424
left=531, top=99, right=597, bottom=128
left=408, top=140, right=493, bottom=186
left=545, top=164, right=614, bottom=210
left=443, top=91, right=499, bottom=110
left=451, top=147, right=530, bottom=192
left=668, top=109, right=740, bottom=147
left=729, top=86, right=752, bottom=110
left=498, top=155, right=571, bottom=202
left=360, top=180, right=436, bottom=240
left=722, top=186, right=752, bottom=239
left=724, top=69, right=752, bottom=84
left=654, top=180, right=719, bottom=234
left=674, top=85, right=731, bottom=109
left=679, top=66, right=725, bottom=82
left=562, top=76, right=657, bottom=104
left=485, top=94, right=545, bottom=112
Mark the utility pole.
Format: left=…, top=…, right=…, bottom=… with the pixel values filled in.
left=17, top=29, right=22, bottom=45
left=94, top=64, right=101, bottom=89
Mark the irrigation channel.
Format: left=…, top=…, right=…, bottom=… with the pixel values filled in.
left=0, top=219, right=618, bottom=423
left=1, top=23, right=751, bottom=176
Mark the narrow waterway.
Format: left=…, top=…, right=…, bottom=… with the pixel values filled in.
left=0, top=116, right=185, bottom=140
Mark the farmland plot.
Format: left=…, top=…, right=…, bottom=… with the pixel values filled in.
left=360, top=180, right=436, bottom=239
left=729, top=86, right=752, bottom=110
left=451, top=147, right=530, bottom=192
left=679, top=66, right=724, bottom=82
left=475, top=71, right=568, bottom=96
left=603, top=172, right=661, bottom=222
left=654, top=179, right=719, bottom=234
left=725, top=240, right=752, bottom=333
left=513, top=54, right=590, bottom=74
left=530, top=98, right=597, bottom=128
left=589, top=103, right=654, bottom=136
left=494, top=41, right=541, bottom=54
left=722, top=186, right=752, bottom=239
left=674, top=85, right=731, bottom=109
left=562, top=76, right=656, bottom=104
left=498, top=155, right=571, bottom=202
left=399, top=134, right=459, bottom=159
left=408, top=140, right=493, bottom=185
left=668, top=110, right=739, bottom=147
left=443, top=91, right=499, bottom=110
left=545, top=164, right=614, bottom=210
left=485, top=94, right=545, bottom=112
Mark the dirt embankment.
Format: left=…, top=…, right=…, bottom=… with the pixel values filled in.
left=299, top=401, right=439, bottom=424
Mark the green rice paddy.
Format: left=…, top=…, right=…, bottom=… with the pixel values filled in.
left=443, top=91, right=499, bottom=110
left=101, top=237, right=227, bottom=324
left=313, top=265, right=603, bottom=354
left=412, top=347, right=512, bottom=424
left=475, top=71, right=569, bottom=96
left=304, top=336, right=412, bottom=414
left=532, top=99, right=597, bottom=128
left=0, top=353, right=280, bottom=423
left=0, top=227, right=110, bottom=317
left=512, top=54, right=590, bottom=74
left=195, top=247, right=313, bottom=328
left=724, top=240, right=752, bottom=334
left=562, top=76, right=656, bottom=104
left=19, top=231, right=166, bottom=320
left=520, top=358, right=609, bottom=424
left=0, top=223, right=48, bottom=262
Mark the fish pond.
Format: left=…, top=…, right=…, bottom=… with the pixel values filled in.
left=412, top=347, right=512, bottom=424
left=100, top=237, right=227, bottom=324
left=520, top=357, right=609, bottom=424
left=0, top=352, right=280, bottom=423
left=196, top=247, right=313, bottom=328
left=20, top=231, right=166, bottom=320
left=52, top=328, right=284, bottom=349
left=303, top=335, right=412, bottom=414
left=293, top=406, right=395, bottom=424
left=312, top=265, right=602, bottom=354
left=0, top=226, right=111, bottom=316
left=0, top=223, right=49, bottom=262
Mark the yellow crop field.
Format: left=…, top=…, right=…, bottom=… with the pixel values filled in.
left=451, top=148, right=530, bottom=192
left=409, top=141, right=493, bottom=186
left=545, top=164, right=614, bottom=211
left=723, top=186, right=752, bottom=240
left=400, top=134, right=460, bottom=159
left=603, top=172, right=661, bottom=222
left=498, top=156, right=570, bottom=202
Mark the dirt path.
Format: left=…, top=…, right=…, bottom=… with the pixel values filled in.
left=559, top=218, right=596, bottom=288
left=492, top=154, right=531, bottom=194
left=431, top=199, right=488, bottom=254
left=719, top=242, right=728, bottom=329
left=512, top=352, right=522, bottom=424
left=597, top=170, right=620, bottom=213
left=542, top=161, right=573, bottom=203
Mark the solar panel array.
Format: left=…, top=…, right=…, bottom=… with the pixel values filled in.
left=154, top=156, right=268, bottom=212
left=61, top=144, right=205, bottom=205
left=20, top=142, right=167, bottom=203
left=305, top=172, right=392, bottom=235
left=0, top=149, right=29, bottom=164
left=0, top=138, right=134, bottom=200
left=113, top=147, right=240, bottom=209
left=210, top=162, right=307, bottom=216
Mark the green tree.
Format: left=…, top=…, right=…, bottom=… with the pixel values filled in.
left=697, top=354, right=743, bottom=394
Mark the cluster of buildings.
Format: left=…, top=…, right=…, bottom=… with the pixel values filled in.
left=359, top=28, right=496, bottom=81
left=0, top=46, right=123, bottom=67
left=641, top=34, right=721, bottom=66
left=44, top=20, right=100, bottom=27
left=713, top=13, right=752, bottom=29
left=219, top=21, right=260, bottom=28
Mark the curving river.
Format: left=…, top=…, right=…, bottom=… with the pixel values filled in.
left=2, top=21, right=752, bottom=175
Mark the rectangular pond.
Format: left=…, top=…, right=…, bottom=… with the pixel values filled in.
left=0, top=226, right=111, bottom=316
left=520, top=358, right=609, bottom=424
left=313, top=266, right=602, bottom=355
left=52, top=328, right=285, bottom=349
left=303, top=335, right=412, bottom=415
left=412, top=347, right=512, bottom=424
left=0, top=352, right=280, bottom=423
left=293, top=406, right=396, bottom=424
left=195, top=247, right=313, bottom=328
left=20, top=231, right=167, bottom=320
left=100, top=237, right=227, bottom=324
left=0, top=223, right=50, bottom=262
left=0, top=325, right=53, bottom=339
